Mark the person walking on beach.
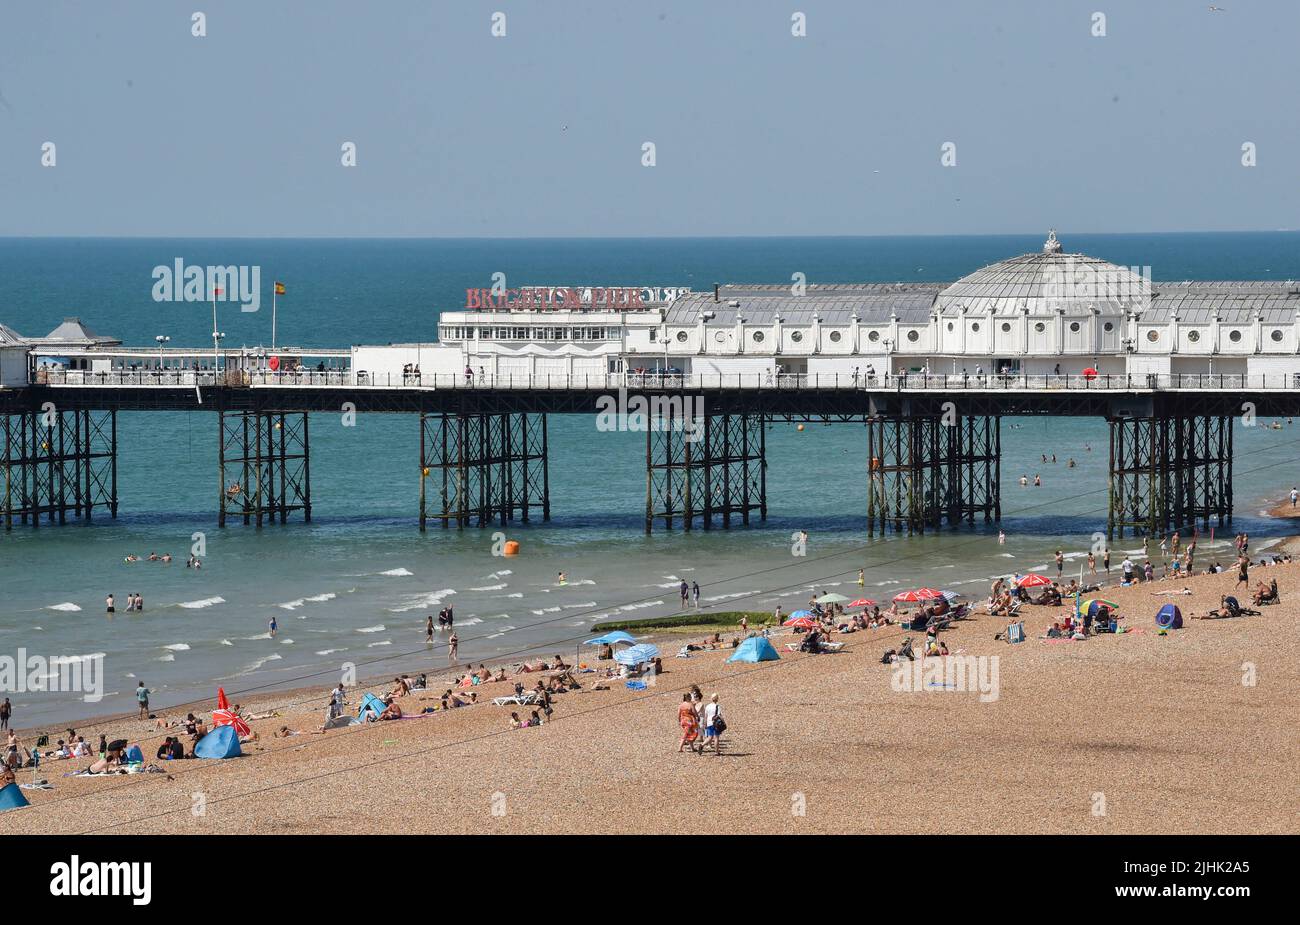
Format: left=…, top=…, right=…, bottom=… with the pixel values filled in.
left=0, top=698, right=10, bottom=731
left=1291, top=486, right=1298, bottom=508
left=329, top=683, right=346, bottom=720
left=857, top=568, right=865, bottom=587
left=1235, top=555, right=1250, bottom=589
left=426, top=614, right=434, bottom=643
left=691, top=581, right=700, bottom=609
left=447, top=631, right=459, bottom=664
left=269, top=615, right=278, bottom=638
left=1055, top=550, right=1064, bottom=579
left=702, top=694, right=725, bottom=755
left=677, top=693, right=700, bottom=754
left=136, top=681, right=150, bottom=719
left=679, top=579, right=689, bottom=609
left=1087, top=552, right=1096, bottom=576
left=1103, top=548, right=1111, bottom=575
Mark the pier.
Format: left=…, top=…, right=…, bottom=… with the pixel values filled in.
left=3, top=364, right=1298, bottom=539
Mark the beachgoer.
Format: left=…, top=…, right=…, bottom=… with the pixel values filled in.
left=0, top=698, right=9, bottom=731
left=106, top=593, right=115, bottom=614
left=269, top=615, right=278, bottom=638
left=426, top=614, right=434, bottom=642
left=448, top=631, right=459, bottom=664
left=136, top=681, right=150, bottom=718
left=679, top=579, right=689, bottom=608
left=691, top=581, right=700, bottom=608
left=677, top=693, right=700, bottom=753
left=702, top=693, right=724, bottom=755
left=857, top=569, right=865, bottom=587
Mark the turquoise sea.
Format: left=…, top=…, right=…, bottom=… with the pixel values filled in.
left=2, top=232, right=1299, bottom=728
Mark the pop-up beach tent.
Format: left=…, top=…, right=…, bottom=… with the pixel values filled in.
left=0, top=782, right=30, bottom=811
left=1155, top=603, right=1184, bottom=629
left=357, top=692, right=387, bottom=721
left=727, top=636, right=780, bottom=663
left=193, top=724, right=242, bottom=759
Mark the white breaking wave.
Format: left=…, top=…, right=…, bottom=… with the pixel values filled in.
left=157, top=654, right=174, bottom=662
left=46, top=602, right=82, bottom=612
left=220, top=639, right=233, bottom=646
left=280, top=638, right=294, bottom=645
left=177, top=596, right=225, bottom=609
left=356, top=624, right=386, bottom=633
left=380, top=568, right=413, bottom=577
left=387, top=588, right=456, bottom=612
left=315, top=648, right=346, bottom=656
left=246, top=632, right=273, bottom=640
left=161, top=643, right=190, bottom=651
left=367, top=640, right=392, bottom=647
left=469, top=583, right=508, bottom=591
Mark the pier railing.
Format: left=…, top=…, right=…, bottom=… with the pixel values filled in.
left=32, top=369, right=1300, bottom=392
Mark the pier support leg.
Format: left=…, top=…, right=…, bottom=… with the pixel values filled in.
left=1106, top=412, right=1231, bottom=540
left=419, top=411, right=549, bottom=530
left=867, top=413, right=999, bottom=536
left=218, top=411, right=311, bottom=527
left=1, top=408, right=116, bottom=530
left=645, top=410, right=765, bottom=533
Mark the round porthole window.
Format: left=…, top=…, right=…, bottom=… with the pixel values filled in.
left=752, top=330, right=764, bottom=343
left=675, top=331, right=688, bottom=342
left=791, top=330, right=803, bottom=343
left=1069, top=322, right=1081, bottom=333
left=1103, top=322, right=1114, bottom=333
left=1000, top=322, right=1011, bottom=333
left=1146, top=330, right=1159, bottom=343
left=947, top=322, right=954, bottom=331
left=868, top=330, right=880, bottom=342
left=1187, top=330, right=1200, bottom=343
left=971, top=322, right=980, bottom=332
left=1229, top=330, right=1242, bottom=343
left=1034, top=322, right=1045, bottom=333
left=1271, top=329, right=1284, bottom=342
left=713, top=330, right=727, bottom=343
left=906, top=330, right=920, bottom=342
left=829, top=330, right=842, bottom=342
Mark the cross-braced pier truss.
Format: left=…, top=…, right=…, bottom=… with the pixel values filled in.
left=1, top=408, right=117, bottom=529
left=419, top=411, right=550, bottom=529
left=1107, top=412, right=1232, bottom=539
left=866, top=414, right=1001, bottom=536
left=645, top=411, right=766, bottom=533
left=218, top=411, right=312, bottom=526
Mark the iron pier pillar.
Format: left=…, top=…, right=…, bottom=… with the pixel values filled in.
left=218, top=410, right=312, bottom=527
left=645, top=409, right=766, bottom=533
left=2, top=408, right=117, bottom=530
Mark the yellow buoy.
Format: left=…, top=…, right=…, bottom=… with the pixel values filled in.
left=421, top=467, right=430, bottom=477
left=503, top=540, right=520, bottom=556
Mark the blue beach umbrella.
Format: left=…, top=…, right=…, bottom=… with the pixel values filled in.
left=583, top=631, right=636, bottom=646
left=789, top=610, right=814, bottom=619
left=614, top=643, right=659, bottom=666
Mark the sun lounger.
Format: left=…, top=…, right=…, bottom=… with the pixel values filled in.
left=491, top=691, right=539, bottom=707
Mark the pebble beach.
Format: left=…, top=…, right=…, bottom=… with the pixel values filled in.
left=2, top=548, right=1296, bottom=835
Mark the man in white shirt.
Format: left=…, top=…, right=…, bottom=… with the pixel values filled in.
left=702, top=694, right=723, bottom=755
left=1121, top=557, right=1135, bottom=583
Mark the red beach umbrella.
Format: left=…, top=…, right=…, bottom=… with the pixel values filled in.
left=1017, top=573, right=1054, bottom=588
left=211, top=708, right=251, bottom=738
left=786, top=617, right=818, bottom=629
left=893, top=588, right=942, bottom=603
left=216, top=687, right=230, bottom=711
left=849, top=598, right=876, bottom=608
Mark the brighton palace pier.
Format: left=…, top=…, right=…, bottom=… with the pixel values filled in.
left=3, top=233, right=1300, bottom=537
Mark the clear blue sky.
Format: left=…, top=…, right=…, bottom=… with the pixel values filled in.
left=0, top=0, right=1296, bottom=237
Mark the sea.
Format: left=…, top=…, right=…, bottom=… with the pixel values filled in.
left=2, top=232, right=1298, bottom=729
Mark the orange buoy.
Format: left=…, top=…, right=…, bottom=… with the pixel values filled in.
left=421, top=467, right=430, bottom=477
left=503, top=540, right=520, bottom=556
left=797, top=423, right=805, bottom=432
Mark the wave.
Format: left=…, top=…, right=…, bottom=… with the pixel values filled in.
left=161, top=643, right=190, bottom=651
left=239, top=654, right=282, bottom=674
left=469, top=583, right=508, bottom=591
left=49, top=652, right=106, bottom=666
left=220, top=639, right=233, bottom=646
left=279, top=638, right=293, bottom=645
left=245, top=632, right=273, bottom=640
left=315, top=648, right=346, bottom=656
left=380, top=568, right=413, bottom=577
left=177, top=596, right=225, bottom=609
left=367, top=640, right=392, bottom=647
left=356, top=624, right=386, bottom=633
left=157, top=653, right=175, bottom=662
left=386, top=588, right=456, bottom=613
left=45, top=602, right=82, bottom=612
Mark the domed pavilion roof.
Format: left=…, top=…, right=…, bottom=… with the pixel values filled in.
left=936, top=231, right=1150, bottom=317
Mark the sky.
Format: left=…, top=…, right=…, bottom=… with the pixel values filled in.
left=0, top=0, right=1297, bottom=237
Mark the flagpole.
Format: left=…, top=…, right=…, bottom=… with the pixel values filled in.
left=272, top=287, right=277, bottom=350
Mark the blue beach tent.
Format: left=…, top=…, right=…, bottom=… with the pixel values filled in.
left=194, top=724, right=242, bottom=759
left=727, top=636, right=781, bottom=663
left=0, top=782, right=29, bottom=811
left=1155, top=603, right=1184, bottom=630
left=584, top=631, right=636, bottom=646
left=357, top=692, right=387, bottom=721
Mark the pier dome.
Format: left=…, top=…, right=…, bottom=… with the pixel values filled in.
left=936, top=230, right=1149, bottom=317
